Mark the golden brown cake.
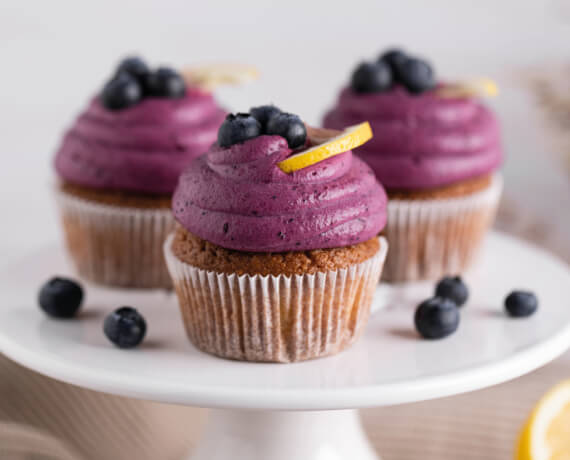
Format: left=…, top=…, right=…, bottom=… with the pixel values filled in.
left=164, top=109, right=389, bottom=362
left=53, top=57, right=225, bottom=288
left=324, top=49, right=504, bottom=281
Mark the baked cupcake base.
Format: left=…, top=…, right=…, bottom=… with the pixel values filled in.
left=56, top=183, right=174, bottom=289
left=164, top=228, right=388, bottom=363
left=382, top=174, right=503, bottom=282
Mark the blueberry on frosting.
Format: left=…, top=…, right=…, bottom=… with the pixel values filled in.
left=144, top=67, right=186, bottom=99
left=398, top=57, right=435, bottom=94
left=217, top=106, right=306, bottom=149
left=351, top=61, right=393, bottom=93
left=101, top=72, right=142, bottom=111
left=265, top=112, right=307, bottom=149
left=250, top=105, right=282, bottom=130
left=350, top=48, right=436, bottom=95
left=378, top=48, right=408, bottom=80
left=101, top=56, right=186, bottom=110
left=117, top=56, right=150, bottom=81
left=217, top=113, right=262, bottom=147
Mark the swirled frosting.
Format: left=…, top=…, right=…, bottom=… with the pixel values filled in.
left=173, top=135, right=387, bottom=252
left=323, top=85, right=503, bottom=190
left=54, top=88, right=226, bottom=195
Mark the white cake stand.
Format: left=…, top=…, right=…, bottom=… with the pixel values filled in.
left=0, top=232, right=569, bottom=460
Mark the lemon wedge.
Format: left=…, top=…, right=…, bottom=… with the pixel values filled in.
left=277, top=122, right=373, bottom=173
left=182, top=63, right=259, bottom=90
left=516, top=380, right=570, bottom=460
left=436, top=77, right=499, bottom=99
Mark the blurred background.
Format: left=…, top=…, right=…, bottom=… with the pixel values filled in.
left=1, top=1, right=569, bottom=459
left=1, top=0, right=569, bottom=263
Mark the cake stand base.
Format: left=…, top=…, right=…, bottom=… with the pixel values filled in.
left=1, top=233, right=569, bottom=460
left=190, top=409, right=378, bottom=460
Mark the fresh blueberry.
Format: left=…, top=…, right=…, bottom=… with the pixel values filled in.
left=435, top=275, right=469, bottom=307
left=101, top=73, right=142, bottom=110
left=414, top=297, right=460, bottom=339
left=116, top=56, right=150, bottom=81
left=379, top=48, right=408, bottom=80
left=144, top=67, right=186, bottom=98
left=265, top=112, right=307, bottom=149
left=351, top=61, right=393, bottom=93
left=505, top=291, right=538, bottom=317
left=250, top=105, right=282, bottom=131
left=38, top=277, right=83, bottom=318
left=398, top=57, right=435, bottom=94
left=217, top=113, right=262, bottom=148
left=103, top=307, right=147, bottom=349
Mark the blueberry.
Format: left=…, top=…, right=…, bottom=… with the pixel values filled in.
left=101, top=73, right=142, bottom=110
left=250, top=105, right=282, bottom=131
left=144, top=67, right=186, bottom=98
left=379, top=48, right=408, bottom=80
left=414, top=297, right=460, bottom=339
left=398, top=57, right=435, bottom=94
left=435, top=275, right=469, bottom=307
left=217, top=113, right=262, bottom=148
left=351, top=61, right=393, bottom=93
left=38, top=277, right=83, bottom=318
left=103, top=307, right=147, bottom=349
left=265, top=112, right=307, bottom=149
left=505, top=291, right=538, bottom=318
left=116, top=56, right=150, bottom=81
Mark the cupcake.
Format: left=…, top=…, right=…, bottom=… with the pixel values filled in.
left=164, top=106, right=389, bottom=362
left=324, top=49, right=503, bottom=282
left=54, top=57, right=226, bottom=288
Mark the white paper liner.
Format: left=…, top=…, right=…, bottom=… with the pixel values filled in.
left=164, top=234, right=388, bottom=363
left=55, top=188, right=175, bottom=289
left=383, top=174, right=503, bottom=282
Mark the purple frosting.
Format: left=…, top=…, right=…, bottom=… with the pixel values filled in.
left=323, top=85, right=503, bottom=189
left=173, top=135, right=387, bottom=252
left=54, top=88, right=226, bottom=195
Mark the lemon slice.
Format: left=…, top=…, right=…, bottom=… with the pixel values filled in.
left=516, top=380, right=570, bottom=460
left=436, top=77, right=499, bottom=99
left=277, top=122, right=373, bottom=173
left=182, top=63, right=259, bottom=90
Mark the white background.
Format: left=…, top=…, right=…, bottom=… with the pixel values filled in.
left=1, top=0, right=569, bottom=262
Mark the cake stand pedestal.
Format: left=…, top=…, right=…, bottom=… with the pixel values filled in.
left=191, top=410, right=377, bottom=460
left=0, top=232, right=569, bottom=460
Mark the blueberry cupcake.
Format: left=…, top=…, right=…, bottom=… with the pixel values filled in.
left=54, top=57, right=226, bottom=288
left=324, top=49, right=503, bottom=282
left=164, top=106, right=388, bottom=362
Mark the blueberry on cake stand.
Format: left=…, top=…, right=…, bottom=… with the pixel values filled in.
left=0, top=232, right=569, bottom=460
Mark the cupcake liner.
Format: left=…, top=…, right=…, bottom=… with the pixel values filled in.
left=164, top=234, right=388, bottom=363
left=382, top=174, right=503, bottom=282
left=56, top=188, right=175, bottom=289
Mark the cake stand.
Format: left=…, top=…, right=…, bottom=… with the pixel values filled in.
left=0, top=232, right=569, bottom=460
